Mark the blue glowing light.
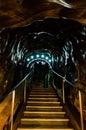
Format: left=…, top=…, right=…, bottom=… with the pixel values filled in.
left=26, top=52, right=53, bottom=65
left=41, top=54, right=44, bottom=58
left=36, top=54, right=40, bottom=58
left=31, top=55, right=34, bottom=59
left=45, top=56, right=48, bottom=60
left=27, top=58, right=30, bottom=61
left=49, top=59, right=52, bottom=63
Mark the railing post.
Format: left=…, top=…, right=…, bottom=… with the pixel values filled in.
left=24, top=80, right=26, bottom=103
left=10, top=90, right=15, bottom=130
left=62, top=78, right=65, bottom=104
left=79, top=90, right=84, bottom=130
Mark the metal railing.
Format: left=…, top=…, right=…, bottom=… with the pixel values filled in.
left=10, top=71, right=32, bottom=130
left=51, top=69, right=86, bottom=130
left=1, top=71, right=32, bottom=130
left=1, top=67, right=86, bottom=130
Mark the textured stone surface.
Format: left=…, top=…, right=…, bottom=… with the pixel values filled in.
left=0, top=0, right=86, bottom=28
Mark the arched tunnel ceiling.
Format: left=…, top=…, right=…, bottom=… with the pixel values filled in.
left=0, top=18, right=86, bottom=75
left=0, top=0, right=86, bottom=28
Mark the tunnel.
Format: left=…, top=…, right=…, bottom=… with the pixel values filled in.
left=0, top=18, right=86, bottom=100
left=0, top=1, right=86, bottom=130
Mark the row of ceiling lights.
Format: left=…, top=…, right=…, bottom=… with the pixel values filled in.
left=27, top=54, right=52, bottom=63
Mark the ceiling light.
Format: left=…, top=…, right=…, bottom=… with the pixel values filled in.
left=49, top=59, right=52, bottom=62
left=27, top=58, right=30, bottom=61
left=36, top=54, right=40, bottom=58
left=41, top=54, right=45, bottom=58
left=31, top=55, right=34, bottom=59
left=45, top=56, right=49, bottom=60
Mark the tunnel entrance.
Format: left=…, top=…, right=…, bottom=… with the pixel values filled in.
left=28, top=60, right=51, bottom=88
left=33, top=61, right=49, bottom=81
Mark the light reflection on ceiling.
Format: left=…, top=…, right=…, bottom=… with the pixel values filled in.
left=48, top=0, right=72, bottom=8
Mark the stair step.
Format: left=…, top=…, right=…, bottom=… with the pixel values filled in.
left=29, top=95, right=57, bottom=98
left=26, top=105, right=63, bottom=112
left=31, top=89, right=55, bottom=91
left=26, top=101, right=61, bottom=106
left=17, top=85, right=74, bottom=130
left=27, top=101, right=61, bottom=104
left=27, top=97, right=58, bottom=101
left=30, top=92, right=55, bottom=95
left=17, top=126, right=74, bottom=130
left=30, top=90, right=55, bottom=92
left=24, top=111, right=66, bottom=114
left=23, top=111, right=66, bottom=118
left=31, top=89, right=54, bottom=91
left=21, top=118, right=70, bottom=126
left=31, top=88, right=53, bottom=91
left=31, top=91, right=54, bottom=93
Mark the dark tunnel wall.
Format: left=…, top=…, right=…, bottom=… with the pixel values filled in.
left=0, top=17, right=86, bottom=101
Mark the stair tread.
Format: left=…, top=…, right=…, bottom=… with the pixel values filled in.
left=27, top=98, right=58, bottom=101
left=23, top=111, right=66, bottom=118
left=31, top=88, right=53, bottom=90
left=17, top=124, right=74, bottom=130
left=30, top=92, right=55, bottom=93
left=24, top=111, right=66, bottom=114
left=25, top=105, right=63, bottom=111
left=26, top=106, right=63, bottom=108
left=22, top=117, right=67, bottom=119
left=18, top=127, right=74, bottom=130
left=26, top=103, right=61, bottom=106
left=29, top=95, right=57, bottom=96
left=27, top=101, right=61, bottom=103
left=27, top=97, right=58, bottom=99
left=20, top=119, right=70, bottom=127
left=26, top=101, right=61, bottom=106
left=21, top=118, right=69, bottom=121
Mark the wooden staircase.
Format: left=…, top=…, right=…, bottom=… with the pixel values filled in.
left=17, top=85, right=74, bottom=130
